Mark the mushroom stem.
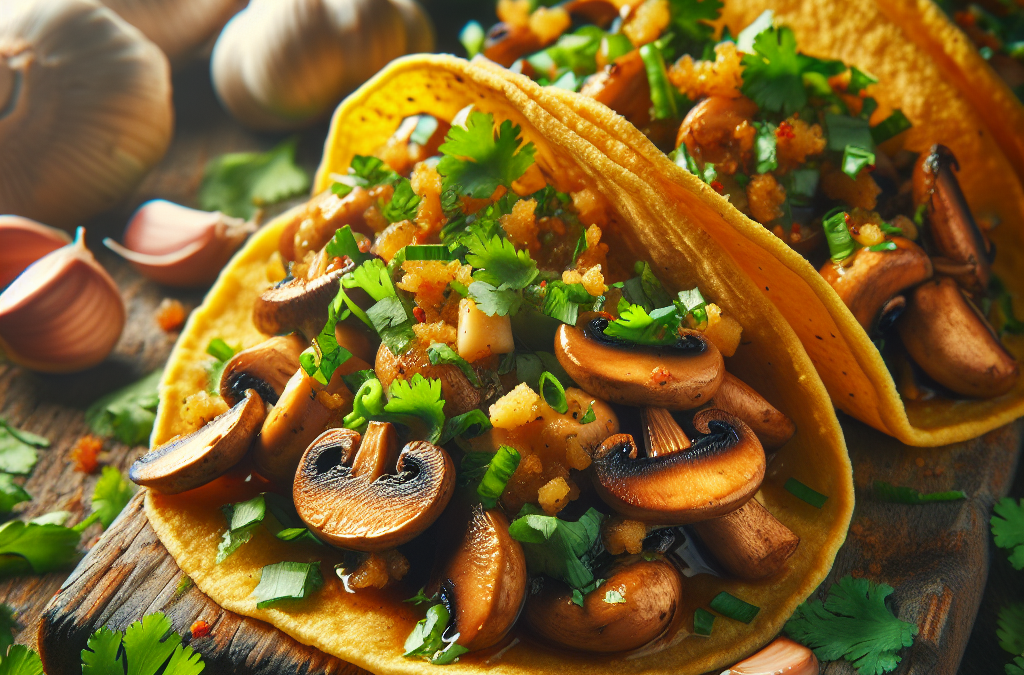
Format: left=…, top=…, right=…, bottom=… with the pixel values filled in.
left=219, top=334, right=306, bottom=406
left=705, top=372, right=796, bottom=450
left=350, top=420, right=400, bottom=481
left=690, top=498, right=800, bottom=580
left=641, top=407, right=691, bottom=456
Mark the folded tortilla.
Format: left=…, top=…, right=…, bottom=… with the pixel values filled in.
left=149, top=55, right=853, bottom=675
left=497, top=2, right=1024, bottom=446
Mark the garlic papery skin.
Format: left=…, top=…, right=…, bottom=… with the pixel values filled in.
left=0, top=0, right=173, bottom=229
left=210, top=0, right=435, bottom=131
left=0, top=216, right=72, bottom=289
left=102, top=200, right=256, bottom=287
left=99, top=0, right=248, bottom=63
left=0, top=228, right=126, bottom=373
left=721, top=637, right=819, bottom=675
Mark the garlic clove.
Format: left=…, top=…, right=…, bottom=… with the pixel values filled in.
left=103, top=200, right=256, bottom=287
left=391, top=0, right=435, bottom=54
left=0, top=215, right=72, bottom=289
left=0, top=228, right=125, bottom=373
left=721, top=636, right=819, bottom=675
left=98, top=0, right=248, bottom=63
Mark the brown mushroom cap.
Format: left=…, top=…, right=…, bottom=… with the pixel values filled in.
left=219, top=334, right=306, bottom=407
left=130, top=389, right=264, bottom=494
left=912, top=144, right=993, bottom=296
left=483, top=23, right=543, bottom=67
left=253, top=268, right=347, bottom=340
left=592, top=409, right=765, bottom=525
left=897, top=276, right=1019, bottom=398
left=704, top=371, right=796, bottom=450
left=375, top=342, right=481, bottom=417
left=293, top=425, right=455, bottom=551
left=554, top=320, right=724, bottom=410
left=523, top=560, right=682, bottom=653
left=819, top=237, right=933, bottom=331
left=578, top=50, right=651, bottom=129
left=431, top=504, right=527, bottom=651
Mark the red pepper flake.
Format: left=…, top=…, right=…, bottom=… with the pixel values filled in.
left=412, top=307, right=426, bottom=323
left=710, top=181, right=725, bottom=194
left=325, top=255, right=351, bottom=274
left=539, top=280, right=547, bottom=287
left=866, top=164, right=876, bottom=172
left=190, top=620, right=211, bottom=639
left=70, top=434, right=103, bottom=474
left=776, top=121, right=796, bottom=140
left=358, top=238, right=372, bottom=253
left=650, top=366, right=675, bottom=386
left=155, top=298, right=186, bottom=333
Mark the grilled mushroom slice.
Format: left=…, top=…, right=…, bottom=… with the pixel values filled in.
left=219, top=334, right=305, bottom=406
left=130, top=389, right=264, bottom=494
left=819, top=237, right=933, bottom=332
left=429, top=504, right=527, bottom=651
left=592, top=408, right=765, bottom=525
left=554, top=319, right=724, bottom=410
left=524, top=560, right=682, bottom=653
left=253, top=268, right=347, bottom=340
left=691, top=498, right=800, bottom=580
left=375, top=342, right=481, bottom=417
left=704, top=372, right=796, bottom=450
left=897, top=277, right=1018, bottom=398
left=293, top=423, right=455, bottom=551
left=482, top=23, right=543, bottom=67
left=913, top=144, right=993, bottom=296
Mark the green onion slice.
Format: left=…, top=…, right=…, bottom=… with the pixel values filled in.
left=709, top=591, right=760, bottom=623
left=477, top=445, right=522, bottom=509
left=440, top=409, right=492, bottom=445
left=693, top=608, right=715, bottom=636
left=870, top=109, right=912, bottom=144
left=253, top=561, right=323, bottom=609
left=639, top=42, right=677, bottom=121
left=784, top=477, right=829, bottom=508
left=873, top=481, right=966, bottom=504
left=823, top=210, right=856, bottom=262
left=868, top=241, right=897, bottom=252
left=538, top=371, right=569, bottom=413
left=841, top=145, right=875, bottom=179
left=405, top=245, right=454, bottom=261
left=579, top=404, right=597, bottom=425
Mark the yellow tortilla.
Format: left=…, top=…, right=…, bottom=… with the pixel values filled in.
left=149, top=55, right=853, bottom=675
left=496, top=3, right=1024, bottom=446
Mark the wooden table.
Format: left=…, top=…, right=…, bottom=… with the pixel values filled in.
left=2, top=11, right=1021, bottom=673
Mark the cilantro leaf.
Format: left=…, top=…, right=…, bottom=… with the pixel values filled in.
left=468, top=281, right=523, bottom=317
left=324, top=225, right=371, bottom=266
left=383, top=374, right=446, bottom=443
left=332, top=155, right=401, bottom=197
left=204, top=339, right=237, bottom=395
left=508, top=505, right=604, bottom=591
left=437, top=111, right=537, bottom=198
left=466, top=234, right=539, bottom=289
left=542, top=281, right=600, bottom=325
left=754, top=122, right=778, bottom=174
left=0, top=605, right=16, bottom=655
left=199, top=137, right=310, bottom=219
left=217, top=494, right=266, bottom=563
left=1010, top=657, right=1024, bottom=675
left=383, top=179, right=422, bottom=223
left=741, top=27, right=806, bottom=115
left=366, top=296, right=417, bottom=357
left=91, top=466, right=137, bottom=529
left=604, top=304, right=680, bottom=345
left=253, top=561, right=323, bottom=608
left=0, top=646, right=42, bottom=675
left=0, top=519, right=81, bottom=575
left=0, top=420, right=44, bottom=476
left=82, top=612, right=205, bottom=675
left=667, top=0, right=723, bottom=54
left=993, top=498, right=1024, bottom=569
left=998, top=603, right=1024, bottom=655
left=427, top=343, right=481, bottom=387
left=785, top=575, right=918, bottom=675
left=85, top=370, right=163, bottom=446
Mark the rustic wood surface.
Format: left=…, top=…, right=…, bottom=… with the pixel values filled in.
left=0, top=6, right=1020, bottom=673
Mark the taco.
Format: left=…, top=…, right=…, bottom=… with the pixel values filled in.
left=141, top=56, right=852, bottom=674
left=474, top=0, right=1024, bottom=445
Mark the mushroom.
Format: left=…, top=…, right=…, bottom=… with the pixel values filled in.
left=691, top=498, right=800, bottom=580
left=252, top=267, right=347, bottom=340
left=219, top=334, right=306, bottom=406
left=375, top=342, right=481, bottom=417
left=912, top=144, right=993, bottom=297
left=482, top=23, right=544, bottom=67
left=703, top=372, right=796, bottom=450
left=579, top=50, right=651, bottom=129
left=130, top=389, right=265, bottom=494
left=293, top=422, right=455, bottom=551
left=592, top=408, right=765, bottom=525
left=554, top=319, right=724, bottom=410
left=897, top=277, right=1018, bottom=398
left=523, top=559, right=682, bottom=653
left=429, top=504, right=527, bottom=651
left=818, top=237, right=933, bottom=332
left=675, top=96, right=759, bottom=175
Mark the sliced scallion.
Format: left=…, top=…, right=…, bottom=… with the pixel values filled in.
left=206, top=338, right=236, bottom=362
left=784, top=477, right=829, bottom=508
left=873, top=481, right=966, bottom=504
left=253, top=561, right=323, bottom=609
left=823, top=210, right=856, bottom=262
left=639, top=42, right=677, bottom=120
left=693, top=608, right=715, bottom=636
left=709, top=591, right=760, bottom=623
left=539, top=371, right=569, bottom=413
left=870, top=109, right=912, bottom=144
left=477, top=445, right=522, bottom=509
left=841, top=145, right=875, bottom=179
left=868, top=241, right=897, bottom=252
left=579, top=404, right=596, bottom=425
left=405, top=245, right=454, bottom=261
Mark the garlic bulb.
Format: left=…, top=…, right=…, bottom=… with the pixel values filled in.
left=0, top=228, right=126, bottom=373
left=211, top=0, right=435, bottom=131
left=0, top=0, right=173, bottom=229
left=103, top=200, right=256, bottom=287
left=0, top=216, right=71, bottom=289
left=98, top=0, right=248, bottom=62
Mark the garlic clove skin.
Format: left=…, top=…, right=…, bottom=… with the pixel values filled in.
left=0, top=0, right=173, bottom=229
left=103, top=200, right=256, bottom=288
left=0, top=228, right=125, bottom=373
left=98, top=0, right=248, bottom=63
left=210, top=0, right=435, bottom=131
left=0, top=216, right=72, bottom=289
left=721, top=636, right=819, bottom=675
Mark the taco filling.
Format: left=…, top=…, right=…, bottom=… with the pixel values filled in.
left=135, top=109, right=826, bottom=663
left=474, top=0, right=1021, bottom=403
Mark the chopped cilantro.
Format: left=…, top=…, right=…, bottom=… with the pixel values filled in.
left=0, top=605, right=15, bottom=655
left=842, top=145, right=876, bottom=179
left=437, top=111, right=536, bottom=198
left=343, top=373, right=386, bottom=431
left=542, top=281, right=599, bottom=325
left=785, top=575, right=918, bottom=675
left=439, top=409, right=491, bottom=445
left=0, top=518, right=81, bottom=576
left=741, top=27, right=806, bottom=115
left=427, top=343, right=481, bottom=387
left=870, top=110, right=912, bottom=145
left=0, top=420, right=45, bottom=476
left=848, top=67, right=878, bottom=94
left=998, top=603, right=1024, bottom=655
left=579, top=404, right=597, bottom=425
left=383, top=374, right=446, bottom=443
left=217, top=494, right=266, bottom=563
left=253, top=561, right=323, bottom=608
left=604, top=304, right=680, bottom=345
left=299, top=288, right=354, bottom=386
left=754, top=122, right=778, bottom=174
left=667, top=0, right=723, bottom=54
left=91, top=466, right=137, bottom=529
left=466, top=233, right=539, bottom=289
left=468, top=281, right=523, bottom=317
left=85, top=370, right=162, bottom=446
left=735, top=9, right=773, bottom=52
left=324, top=225, right=370, bottom=265
left=508, top=504, right=604, bottom=591
left=1010, top=657, right=1024, bottom=675
left=199, top=137, right=309, bottom=219
left=0, top=646, right=42, bottom=675
left=366, top=296, right=417, bottom=356
left=383, top=178, right=422, bottom=223
left=405, top=587, right=437, bottom=606
left=993, top=497, right=1024, bottom=569
left=82, top=612, right=204, bottom=675
left=332, top=155, right=400, bottom=197
left=0, top=476, right=29, bottom=515
left=675, top=287, right=708, bottom=325
left=825, top=113, right=876, bottom=153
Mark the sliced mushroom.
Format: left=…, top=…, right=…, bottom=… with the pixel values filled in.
left=293, top=423, right=455, bottom=551
left=554, top=319, right=724, bottom=410
left=676, top=96, right=759, bottom=174
left=818, top=237, right=933, bottom=332
left=704, top=372, right=796, bottom=450
left=253, top=267, right=346, bottom=340
left=592, top=408, right=765, bottom=525
left=482, top=23, right=543, bottom=67
left=691, top=498, right=800, bottom=580
left=219, top=334, right=306, bottom=406
left=430, top=504, right=527, bottom=651
left=375, top=342, right=481, bottom=417
left=897, top=277, right=1018, bottom=398
left=578, top=50, right=651, bottom=129
left=130, top=389, right=265, bottom=494
left=725, top=636, right=819, bottom=675
left=912, top=144, right=993, bottom=296
left=523, top=560, right=682, bottom=653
